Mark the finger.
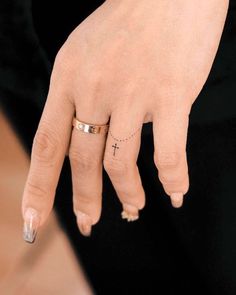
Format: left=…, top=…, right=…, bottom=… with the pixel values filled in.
left=69, top=112, right=109, bottom=237
left=103, top=104, right=146, bottom=222
left=153, top=104, right=190, bottom=208
left=22, top=65, right=75, bottom=243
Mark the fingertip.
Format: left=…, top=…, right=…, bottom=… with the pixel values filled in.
left=170, top=192, right=184, bottom=208
left=121, top=203, right=140, bottom=222
left=75, top=210, right=93, bottom=237
left=122, top=203, right=139, bottom=215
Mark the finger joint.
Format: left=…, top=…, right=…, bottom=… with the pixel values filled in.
left=25, top=180, right=48, bottom=201
left=154, top=151, right=180, bottom=169
left=32, top=125, right=59, bottom=165
left=69, top=150, right=100, bottom=173
left=103, top=157, right=128, bottom=179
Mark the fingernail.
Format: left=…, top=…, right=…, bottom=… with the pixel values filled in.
left=23, top=208, right=40, bottom=243
left=76, top=211, right=93, bottom=237
left=121, top=203, right=139, bottom=222
left=170, top=192, right=184, bottom=208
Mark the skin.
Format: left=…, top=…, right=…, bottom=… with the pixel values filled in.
left=21, top=0, right=229, bottom=237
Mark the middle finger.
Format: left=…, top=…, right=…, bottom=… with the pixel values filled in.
left=103, top=104, right=146, bottom=222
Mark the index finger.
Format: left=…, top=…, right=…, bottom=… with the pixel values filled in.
left=22, top=60, right=75, bottom=243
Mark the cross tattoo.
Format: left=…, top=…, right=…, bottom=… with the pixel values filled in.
left=112, top=143, right=119, bottom=156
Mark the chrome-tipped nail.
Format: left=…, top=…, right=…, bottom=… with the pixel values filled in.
left=76, top=211, right=92, bottom=237
left=121, top=203, right=139, bottom=222
left=170, top=192, right=184, bottom=208
left=23, top=208, right=40, bottom=243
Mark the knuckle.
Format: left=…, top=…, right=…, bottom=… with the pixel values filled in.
left=158, top=170, right=189, bottom=188
left=87, top=69, right=102, bottom=86
left=69, top=149, right=99, bottom=173
left=74, top=194, right=93, bottom=208
left=103, top=157, right=128, bottom=178
left=25, top=180, right=48, bottom=200
left=32, top=125, right=59, bottom=165
left=158, top=73, right=184, bottom=91
left=154, top=151, right=180, bottom=169
left=159, top=172, right=181, bottom=186
left=162, top=180, right=189, bottom=197
left=53, top=45, right=76, bottom=78
left=73, top=195, right=102, bottom=224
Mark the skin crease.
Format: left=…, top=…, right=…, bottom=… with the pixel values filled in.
left=22, top=0, right=229, bottom=237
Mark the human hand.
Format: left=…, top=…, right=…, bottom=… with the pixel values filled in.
left=22, top=0, right=229, bottom=240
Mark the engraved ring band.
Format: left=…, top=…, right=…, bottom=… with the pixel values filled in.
left=72, top=117, right=109, bottom=135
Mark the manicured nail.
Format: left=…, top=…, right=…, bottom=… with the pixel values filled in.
left=170, top=192, right=184, bottom=208
left=121, top=203, right=139, bottom=222
left=76, top=211, right=93, bottom=237
left=121, top=211, right=139, bottom=222
left=23, top=208, right=40, bottom=243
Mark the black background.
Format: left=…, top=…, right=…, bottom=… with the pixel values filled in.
left=0, top=1, right=236, bottom=294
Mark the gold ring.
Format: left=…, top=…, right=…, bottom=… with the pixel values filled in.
left=72, top=117, right=109, bottom=134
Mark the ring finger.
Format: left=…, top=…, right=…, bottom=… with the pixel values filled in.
left=69, top=107, right=109, bottom=237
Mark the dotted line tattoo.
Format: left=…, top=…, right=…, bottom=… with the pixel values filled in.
left=109, top=126, right=142, bottom=157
